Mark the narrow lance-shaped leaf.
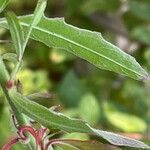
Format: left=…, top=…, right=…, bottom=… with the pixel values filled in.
left=5, top=12, right=24, bottom=60
left=22, top=0, right=47, bottom=52
left=9, top=88, right=91, bottom=133
left=52, top=139, right=120, bottom=150
left=8, top=89, right=150, bottom=149
left=0, top=0, right=9, bottom=13
left=32, top=0, right=47, bottom=26
left=0, top=15, right=148, bottom=80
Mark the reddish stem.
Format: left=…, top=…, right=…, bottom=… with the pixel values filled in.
left=2, top=137, right=20, bottom=150
left=2, top=126, right=47, bottom=150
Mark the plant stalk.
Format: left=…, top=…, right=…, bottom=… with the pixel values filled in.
left=0, top=58, right=35, bottom=150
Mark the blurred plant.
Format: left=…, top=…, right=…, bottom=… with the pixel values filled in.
left=0, top=0, right=150, bottom=150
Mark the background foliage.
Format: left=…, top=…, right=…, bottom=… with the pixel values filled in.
left=0, top=0, right=150, bottom=149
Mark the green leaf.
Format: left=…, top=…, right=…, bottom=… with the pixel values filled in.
left=55, top=143, right=79, bottom=150
left=62, top=132, right=89, bottom=141
left=129, top=0, right=150, bottom=21
left=79, top=93, right=100, bottom=125
left=58, top=70, right=85, bottom=107
left=106, top=112, right=146, bottom=132
left=54, top=139, right=119, bottom=150
left=0, top=0, right=9, bottom=13
left=9, top=88, right=92, bottom=133
left=131, top=25, right=150, bottom=45
left=81, top=0, right=120, bottom=15
left=104, top=102, right=147, bottom=132
left=8, top=89, right=150, bottom=149
left=21, top=0, right=47, bottom=57
left=0, top=15, right=149, bottom=80
left=5, top=12, right=24, bottom=60
left=91, top=128, right=149, bottom=149
left=32, top=0, right=47, bottom=26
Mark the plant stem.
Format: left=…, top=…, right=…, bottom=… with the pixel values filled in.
left=2, top=87, right=25, bottom=125
left=0, top=58, right=35, bottom=150
left=11, top=62, right=22, bottom=80
left=3, top=87, right=35, bottom=150
left=10, top=16, right=35, bottom=79
left=11, top=0, right=47, bottom=78
left=11, top=12, right=38, bottom=79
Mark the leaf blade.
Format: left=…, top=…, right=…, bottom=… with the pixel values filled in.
left=5, top=12, right=24, bottom=60
left=22, top=0, right=47, bottom=52
left=55, top=139, right=120, bottom=150
left=0, top=15, right=149, bottom=80
left=32, top=0, right=47, bottom=26
left=8, top=89, right=150, bottom=149
left=9, top=89, right=91, bottom=133
left=91, top=128, right=150, bottom=149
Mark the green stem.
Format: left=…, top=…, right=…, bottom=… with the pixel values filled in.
left=2, top=87, right=25, bottom=124
left=0, top=58, right=35, bottom=150
left=11, top=62, right=22, bottom=80
left=0, top=1, right=47, bottom=149
left=3, top=87, right=35, bottom=150
left=11, top=0, right=47, bottom=78
left=11, top=12, right=37, bottom=79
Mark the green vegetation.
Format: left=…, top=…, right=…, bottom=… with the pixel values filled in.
left=0, top=0, right=150, bottom=149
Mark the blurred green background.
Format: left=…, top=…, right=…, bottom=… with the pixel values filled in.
left=0, top=0, right=150, bottom=149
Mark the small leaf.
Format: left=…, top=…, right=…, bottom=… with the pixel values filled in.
left=32, top=0, right=47, bottom=26
left=8, top=89, right=150, bottom=149
left=79, top=93, right=100, bottom=125
left=23, top=0, right=47, bottom=49
left=0, top=0, right=9, bottom=13
left=5, top=12, right=24, bottom=60
left=58, top=70, right=85, bottom=107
